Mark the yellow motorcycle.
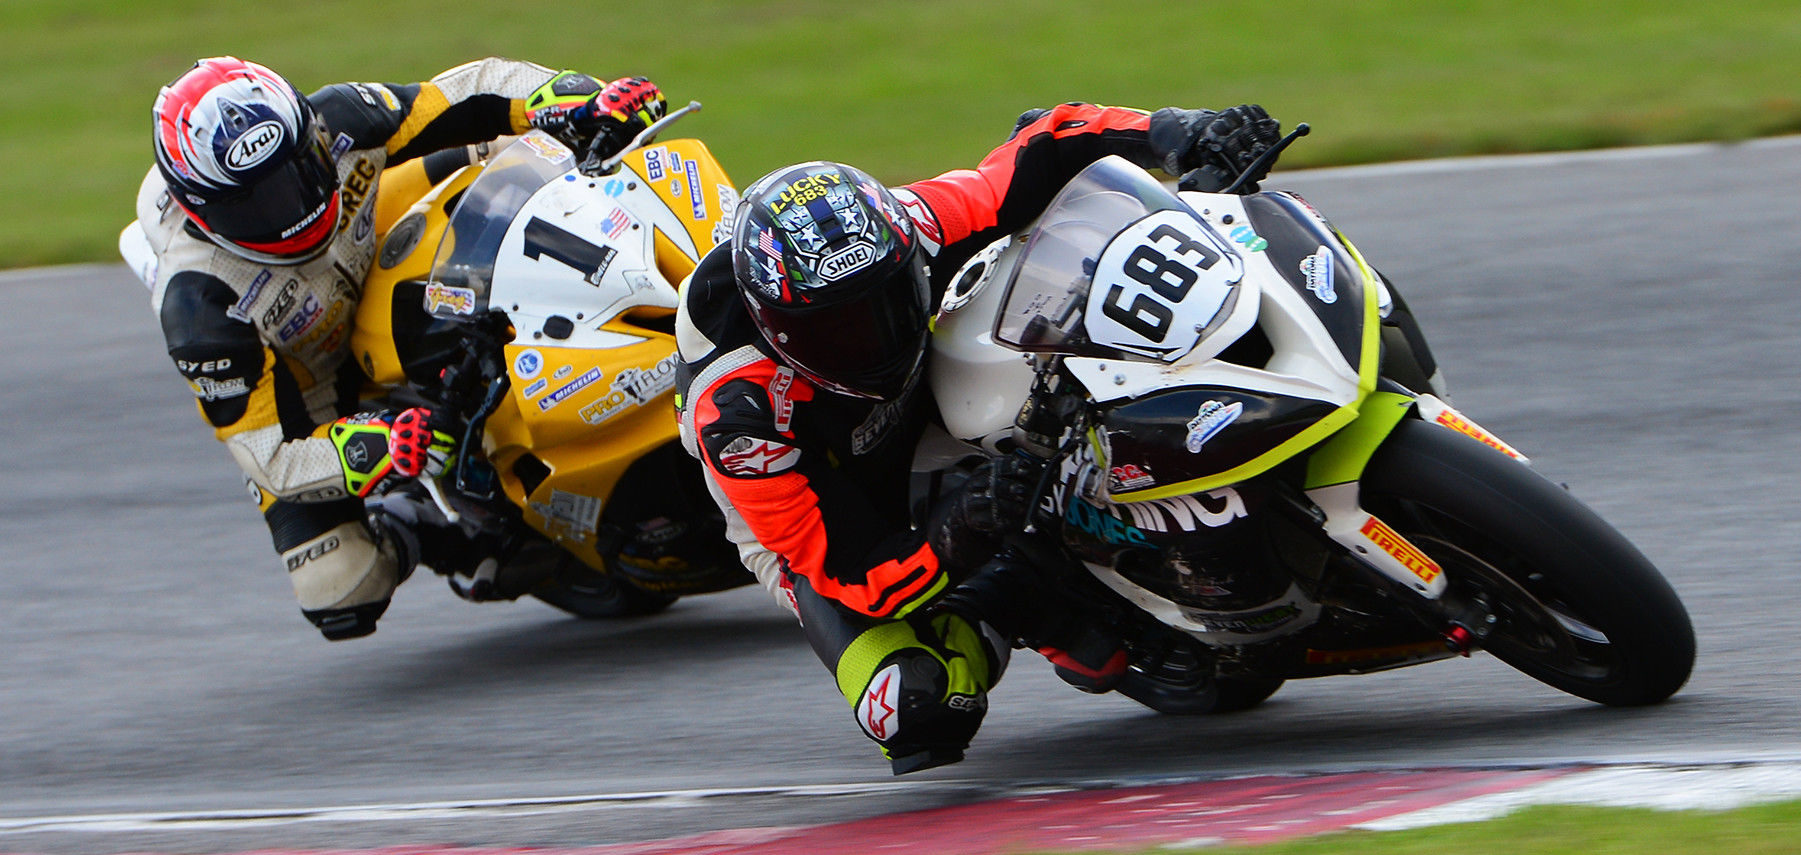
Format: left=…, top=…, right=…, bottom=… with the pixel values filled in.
left=352, top=104, right=752, bottom=617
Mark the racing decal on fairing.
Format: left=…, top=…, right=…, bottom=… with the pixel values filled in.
left=1301, top=246, right=1337, bottom=303
left=1229, top=225, right=1268, bottom=252
left=513, top=349, right=543, bottom=380
left=1414, top=396, right=1529, bottom=462
left=528, top=489, right=603, bottom=540
left=1119, top=487, right=1248, bottom=533
left=578, top=355, right=680, bottom=425
left=537, top=366, right=602, bottom=412
left=1085, top=210, right=1243, bottom=362
left=1109, top=463, right=1155, bottom=492
left=857, top=663, right=903, bottom=741
left=424, top=282, right=476, bottom=315
left=1359, top=516, right=1443, bottom=585
left=1185, top=400, right=1243, bottom=453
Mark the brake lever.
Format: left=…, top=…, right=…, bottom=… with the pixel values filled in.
left=1216, top=122, right=1311, bottom=195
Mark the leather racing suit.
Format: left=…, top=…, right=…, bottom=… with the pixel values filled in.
left=674, top=103, right=1197, bottom=772
left=125, top=58, right=588, bottom=640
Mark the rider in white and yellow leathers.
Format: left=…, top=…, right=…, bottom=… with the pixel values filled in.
left=122, top=56, right=664, bottom=639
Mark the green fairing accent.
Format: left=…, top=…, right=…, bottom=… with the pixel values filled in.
left=1106, top=246, right=1387, bottom=503
left=833, top=608, right=992, bottom=706
left=1304, top=391, right=1415, bottom=488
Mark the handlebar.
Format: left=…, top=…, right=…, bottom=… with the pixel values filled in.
left=582, top=100, right=704, bottom=176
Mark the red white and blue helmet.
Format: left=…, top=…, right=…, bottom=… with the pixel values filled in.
left=153, top=57, right=341, bottom=263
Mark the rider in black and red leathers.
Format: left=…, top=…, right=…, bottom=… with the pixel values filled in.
left=674, top=102, right=1282, bottom=773
left=124, top=57, right=665, bottom=641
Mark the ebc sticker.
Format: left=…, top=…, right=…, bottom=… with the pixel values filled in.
left=1085, top=210, right=1242, bottom=362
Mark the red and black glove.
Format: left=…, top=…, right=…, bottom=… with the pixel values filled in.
left=388, top=407, right=455, bottom=479
left=526, top=72, right=667, bottom=157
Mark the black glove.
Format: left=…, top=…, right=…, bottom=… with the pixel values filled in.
left=1152, top=104, right=1282, bottom=193
left=928, top=455, right=1047, bottom=573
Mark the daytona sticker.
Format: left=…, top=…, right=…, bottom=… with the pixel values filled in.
left=1185, top=400, right=1243, bottom=453
left=1301, top=246, right=1337, bottom=303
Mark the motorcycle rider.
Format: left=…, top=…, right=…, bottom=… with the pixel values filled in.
left=124, top=56, right=666, bottom=640
left=673, top=102, right=1281, bottom=772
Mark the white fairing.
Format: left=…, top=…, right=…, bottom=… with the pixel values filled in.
left=930, top=236, right=1034, bottom=450
left=427, top=132, right=683, bottom=350
left=930, top=157, right=1361, bottom=447
left=926, top=156, right=1435, bottom=647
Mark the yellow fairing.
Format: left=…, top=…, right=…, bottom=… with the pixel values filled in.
left=354, top=138, right=735, bottom=573
left=355, top=164, right=483, bottom=388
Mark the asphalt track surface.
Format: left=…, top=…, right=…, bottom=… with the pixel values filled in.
left=3, top=138, right=1800, bottom=854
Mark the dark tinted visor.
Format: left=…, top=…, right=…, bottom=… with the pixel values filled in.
left=194, top=132, right=338, bottom=248
left=754, top=253, right=930, bottom=399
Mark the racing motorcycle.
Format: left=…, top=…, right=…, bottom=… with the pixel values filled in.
left=926, top=127, right=1695, bottom=712
left=352, top=104, right=752, bottom=618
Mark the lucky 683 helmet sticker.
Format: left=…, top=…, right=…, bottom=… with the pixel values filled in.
left=1084, top=209, right=1243, bottom=362
left=745, top=164, right=910, bottom=302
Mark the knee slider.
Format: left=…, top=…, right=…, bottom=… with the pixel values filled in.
left=840, top=611, right=1007, bottom=773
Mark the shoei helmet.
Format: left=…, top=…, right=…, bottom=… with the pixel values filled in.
left=153, top=57, right=341, bottom=263
left=732, top=162, right=928, bottom=400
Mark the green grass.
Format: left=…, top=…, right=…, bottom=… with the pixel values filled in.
left=7, top=1, right=1801, bottom=268
left=1127, top=799, right=1801, bottom=854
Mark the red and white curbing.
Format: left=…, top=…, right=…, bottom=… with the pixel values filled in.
left=1355, top=759, right=1801, bottom=832
left=5, top=760, right=1798, bottom=854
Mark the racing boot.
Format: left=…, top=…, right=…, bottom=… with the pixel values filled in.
left=834, top=609, right=1008, bottom=775
left=942, top=556, right=1127, bottom=693
left=285, top=517, right=412, bottom=641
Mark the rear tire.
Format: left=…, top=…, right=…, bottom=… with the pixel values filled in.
left=1361, top=419, right=1694, bottom=706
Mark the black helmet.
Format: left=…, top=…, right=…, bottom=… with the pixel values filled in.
left=731, top=162, right=929, bottom=400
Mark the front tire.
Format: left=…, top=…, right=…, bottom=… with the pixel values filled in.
left=1361, top=419, right=1694, bottom=706
left=1114, top=636, right=1284, bottom=715
left=532, top=561, right=677, bottom=619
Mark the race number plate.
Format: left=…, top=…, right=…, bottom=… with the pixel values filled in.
left=1084, top=210, right=1242, bottom=362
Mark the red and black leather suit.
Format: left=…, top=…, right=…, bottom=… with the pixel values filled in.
left=674, top=103, right=1210, bottom=772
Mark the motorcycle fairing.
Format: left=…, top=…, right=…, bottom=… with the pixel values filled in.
left=355, top=131, right=738, bottom=575
left=1083, top=189, right=1384, bottom=502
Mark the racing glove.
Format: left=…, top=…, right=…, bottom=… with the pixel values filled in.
left=328, top=408, right=457, bottom=498
left=1151, top=104, right=1282, bottom=193
left=526, top=72, right=667, bottom=157
left=927, top=455, right=1047, bottom=574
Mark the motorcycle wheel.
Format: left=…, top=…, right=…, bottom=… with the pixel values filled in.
left=1361, top=419, right=1694, bottom=706
left=1115, top=642, right=1285, bottom=715
left=532, top=567, right=678, bottom=619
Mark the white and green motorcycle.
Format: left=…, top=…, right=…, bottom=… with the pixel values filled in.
left=927, top=131, right=1694, bottom=713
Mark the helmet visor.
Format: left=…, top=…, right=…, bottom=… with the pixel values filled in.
left=190, top=131, right=340, bottom=256
left=753, top=252, right=931, bottom=399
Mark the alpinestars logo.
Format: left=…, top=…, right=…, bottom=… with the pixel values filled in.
left=857, top=663, right=903, bottom=741
left=718, top=436, right=800, bottom=476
